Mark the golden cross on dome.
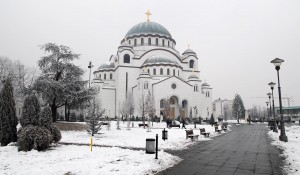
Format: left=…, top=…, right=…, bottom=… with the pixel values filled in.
left=145, top=10, right=152, bottom=22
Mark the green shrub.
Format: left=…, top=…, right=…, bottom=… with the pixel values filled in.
left=40, top=106, right=52, bottom=128
left=50, top=125, right=61, bottom=143
left=17, top=125, right=51, bottom=151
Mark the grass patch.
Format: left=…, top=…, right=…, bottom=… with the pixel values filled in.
left=53, top=122, right=88, bottom=131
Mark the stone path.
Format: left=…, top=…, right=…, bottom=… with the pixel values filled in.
left=158, top=124, right=285, bottom=175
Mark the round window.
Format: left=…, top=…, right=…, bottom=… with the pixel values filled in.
left=171, top=83, right=176, bottom=89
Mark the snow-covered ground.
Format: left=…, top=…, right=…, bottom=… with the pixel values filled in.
left=0, top=144, right=181, bottom=175
left=268, top=125, right=300, bottom=175
left=61, top=121, right=230, bottom=150
left=0, top=121, right=230, bottom=175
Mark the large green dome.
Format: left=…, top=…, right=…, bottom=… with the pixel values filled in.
left=126, top=21, right=172, bottom=37
left=143, top=55, right=178, bottom=65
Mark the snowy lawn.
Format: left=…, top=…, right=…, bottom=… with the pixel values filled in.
left=0, top=144, right=181, bottom=175
left=268, top=125, right=300, bottom=175
left=60, top=121, right=230, bottom=150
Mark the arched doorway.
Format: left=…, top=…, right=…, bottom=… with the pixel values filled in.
left=180, top=100, right=188, bottom=119
left=169, top=96, right=178, bottom=120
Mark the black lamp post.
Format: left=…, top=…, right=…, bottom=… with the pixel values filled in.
left=88, top=61, right=93, bottom=88
left=268, top=82, right=278, bottom=133
left=267, top=93, right=272, bottom=127
left=266, top=102, right=269, bottom=122
left=271, top=58, right=288, bottom=142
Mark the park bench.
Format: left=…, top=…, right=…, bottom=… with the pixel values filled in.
left=221, top=125, right=227, bottom=132
left=101, top=122, right=108, bottom=125
left=185, top=130, right=199, bottom=141
left=215, top=125, right=222, bottom=133
left=169, top=124, right=180, bottom=128
left=138, top=123, right=148, bottom=127
left=199, top=128, right=210, bottom=138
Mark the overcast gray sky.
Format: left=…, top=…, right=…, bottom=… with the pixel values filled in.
left=1, top=0, right=299, bottom=108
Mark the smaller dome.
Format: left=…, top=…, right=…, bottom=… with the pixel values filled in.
left=97, top=62, right=115, bottom=70
left=143, top=55, right=178, bottom=66
left=138, top=71, right=151, bottom=79
left=188, top=74, right=199, bottom=79
left=183, top=48, right=196, bottom=55
left=202, top=82, right=210, bottom=87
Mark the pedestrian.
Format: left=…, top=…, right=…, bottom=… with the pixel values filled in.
left=276, top=119, right=279, bottom=126
left=181, top=118, right=186, bottom=129
left=166, top=117, right=170, bottom=128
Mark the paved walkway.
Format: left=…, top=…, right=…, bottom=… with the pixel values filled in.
left=158, top=124, right=285, bottom=175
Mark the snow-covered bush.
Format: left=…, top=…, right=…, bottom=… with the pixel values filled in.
left=17, top=125, right=52, bottom=151
left=50, top=125, right=61, bottom=143
left=17, top=93, right=61, bottom=151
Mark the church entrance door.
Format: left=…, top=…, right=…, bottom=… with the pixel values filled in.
left=170, top=107, right=175, bottom=120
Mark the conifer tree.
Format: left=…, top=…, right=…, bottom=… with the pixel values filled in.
left=0, top=78, right=18, bottom=145
left=20, top=93, right=40, bottom=127
left=232, top=94, right=245, bottom=124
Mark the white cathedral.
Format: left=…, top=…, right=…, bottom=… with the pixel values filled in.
left=92, top=12, right=213, bottom=120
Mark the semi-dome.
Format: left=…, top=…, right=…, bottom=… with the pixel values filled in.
left=188, top=74, right=199, bottom=79
left=97, top=62, right=115, bottom=70
left=202, top=82, right=210, bottom=87
left=183, top=48, right=196, bottom=55
left=126, top=21, right=172, bottom=38
left=143, top=55, right=178, bottom=66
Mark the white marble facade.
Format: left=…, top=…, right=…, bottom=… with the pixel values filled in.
left=92, top=18, right=212, bottom=120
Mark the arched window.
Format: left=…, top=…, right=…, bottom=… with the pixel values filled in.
left=141, top=38, right=144, bottom=45
left=148, top=38, right=151, bottom=45
left=156, top=38, right=158, bottom=46
left=124, top=54, right=130, bottom=63
left=134, top=39, right=137, bottom=46
left=104, top=74, right=106, bottom=80
left=194, top=85, right=198, bottom=92
left=189, top=60, right=195, bottom=68
left=110, top=73, right=112, bottom=79
left=99, top=74, right=101, bottom=79
left=168, top=41, right=169, bottom=47
left=160, top=68, right=163, bottom=75
left=173, top=69, right=175, bottom=76
left=128, top=40, right=131, bottom=45
left=178, top=70, right=179, bottom=76
left=147, top=69, right=150, bottom=74
left=162, top=39, right=165, bottom=46
left=153, top=68, right=156, bottom=75
left=144, top=81, right=148, bottom=89
left=167, top=69, right=170, bottom=75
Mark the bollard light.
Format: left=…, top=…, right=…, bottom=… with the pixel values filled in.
left=162, top=128, right=168, bottom=141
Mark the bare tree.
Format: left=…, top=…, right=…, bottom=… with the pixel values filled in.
left=145, top=90, right=155, bottom=126
left=162, top=97, right=171, bottom=121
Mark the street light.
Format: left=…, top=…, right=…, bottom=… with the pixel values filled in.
left=88, top=61, right=94, bottom=88
left=266, top=102, right=269, bottom=122
left=268, top=82, right=278, bottom=133
left=267, top=93, right=272, bottom=127
left=271, top=58, right=288, bottom=142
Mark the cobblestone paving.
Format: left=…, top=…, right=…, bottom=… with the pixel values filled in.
left=158, top=124, right=285, bottom=175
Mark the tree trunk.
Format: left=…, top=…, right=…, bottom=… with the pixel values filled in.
left=67, top=105, right=70, bottom=121
left=64, top=102, right=68, bottom=121
left=51, top=98, right=57, bottom=122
